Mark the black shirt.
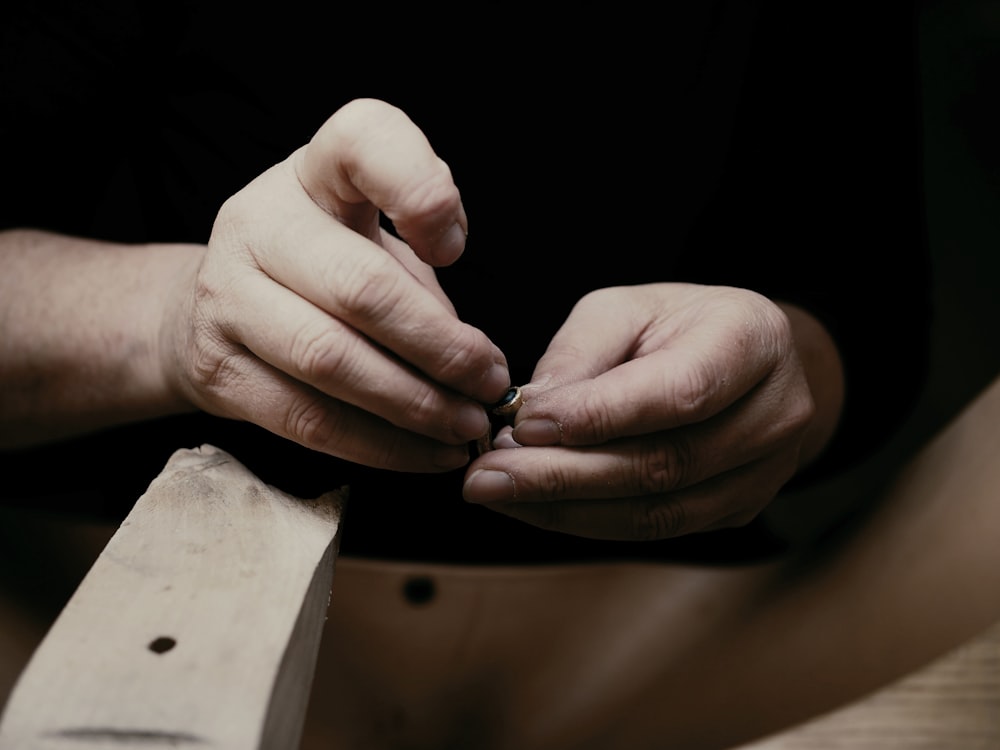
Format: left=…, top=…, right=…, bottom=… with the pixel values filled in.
left=0, top=2, right=932, bottom=563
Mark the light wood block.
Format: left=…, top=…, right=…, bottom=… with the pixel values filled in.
left=0, top=445, right=347, bottom=750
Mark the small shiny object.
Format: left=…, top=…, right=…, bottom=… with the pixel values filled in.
left=476, top=386, right=525, bottom=455
left=491, top=387, right=524, bottom=424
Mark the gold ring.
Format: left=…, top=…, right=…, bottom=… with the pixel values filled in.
left=475, top=386, right=525, bottom=455
left=491, top=386, right=524, bottom=425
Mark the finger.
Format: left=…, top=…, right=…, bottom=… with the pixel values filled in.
left=225, top=270, right=491, bottom=444
left=515, top=303, right=790, bottom=447
left=380, top=230, right=456, bottom=314
left=514, top=347, right=771, bottom=448
left=465, top=408, right=803, bottom=504
left=222, top=167, right=509, bottom=405
left=481, top=457, right=790, bottom=541
left=189, top=343, right=472, bottom=472
left=295, top=98, right=469, bottom=267
left=490, top=425, right=519, bottom=450
left=521, top=287, right=643, bottom=389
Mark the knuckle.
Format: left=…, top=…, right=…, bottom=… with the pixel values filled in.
left=578, top=385, right=619, bottom=443
left=666, top=363, right=718, bottom=423
left=211, top=193, right=242, bottom=229
left=183, top=272, right=252, bottom=395
left=284, top=395, right=341, bottom=450
left=396, top=165, right=461, bottom=222
left=210, top=194, right=260, bottom=254
left=187, top=319, right=239, bottom=393
left=786, top=390, right=817, bottom=432
left=760, top=295, right=795, bottom=342
left=190, top=259, right=227, bottom=308
left=633, top=435, right=694, bottom=494
left=529, top=462, right=573, bottom=501
left=766, top=387, right=816, bottom=447
left=190, top=345, right=240, bottom=393
left=334, top=254, right=401, bottom=322
left=431, top=326, right=491, bottom=384
left=741, top=294, right=796, bottom=366
left=631, top=498, right=688, bottom=541
left=289, top=319, right=349, bottom=383
left=399, top=386, right=439, bottom=425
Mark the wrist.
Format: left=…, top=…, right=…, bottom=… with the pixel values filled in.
left=150, top=242, right=207, bottom=417
left=778, top=301, right=846, bottom=469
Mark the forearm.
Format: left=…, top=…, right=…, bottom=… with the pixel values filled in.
left=0, top=229, right=203, bottom=448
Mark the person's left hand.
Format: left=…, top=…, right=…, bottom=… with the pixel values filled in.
left=462, top=282, right=843, bottom=541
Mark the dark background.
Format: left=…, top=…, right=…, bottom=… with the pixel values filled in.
left=768, top=0, right=1000, bottom=542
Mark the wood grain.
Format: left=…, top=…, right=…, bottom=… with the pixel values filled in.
left=0, top=444, right=347, bottom=750
left=731, top=617, right=1000, bottom=749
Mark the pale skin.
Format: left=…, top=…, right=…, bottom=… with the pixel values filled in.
left=0, top=97, right=845, bottom=540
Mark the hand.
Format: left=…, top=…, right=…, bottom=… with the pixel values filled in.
left=159, top=99, right=510, bottom=471
left=462, top=283, right=844, bottom=540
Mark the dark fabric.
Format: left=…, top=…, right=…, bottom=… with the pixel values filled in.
left=0, top=2, right=932, bottom=564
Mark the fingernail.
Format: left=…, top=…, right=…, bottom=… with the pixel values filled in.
left=512, top=418, right=562, bottom=445
left=482, top=362, right=510, bottom=400
left=463, top=469, right=515, bottom=503
left=491, top=430, right=520, bottom=449
left=453, top=403, right=489, bottom=441
left=434, top=222, right=468, bottom=266
left=434, top=444, right=470, bottom=470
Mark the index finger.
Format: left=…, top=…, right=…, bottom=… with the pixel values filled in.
left=295, top=98, right=469, bottom=267
left=515, top=352, right=753, bottom=446
left=515, top=295, right=783, bottom=446
left=227, top=165, right=509, bottom=406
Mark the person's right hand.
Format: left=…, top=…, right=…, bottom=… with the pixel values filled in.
left=158, top=98, right=510, bottom=472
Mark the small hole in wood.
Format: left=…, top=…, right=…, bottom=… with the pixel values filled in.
left=402, top=576, right=436, bottom=605
left=148, top=636, right=177, bottom=654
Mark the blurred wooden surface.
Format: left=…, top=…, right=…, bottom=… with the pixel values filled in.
left=732, top=617, right=1000, bottom=750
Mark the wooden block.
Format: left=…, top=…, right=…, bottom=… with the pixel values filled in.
left=0, top=444, right=347, bottom=750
